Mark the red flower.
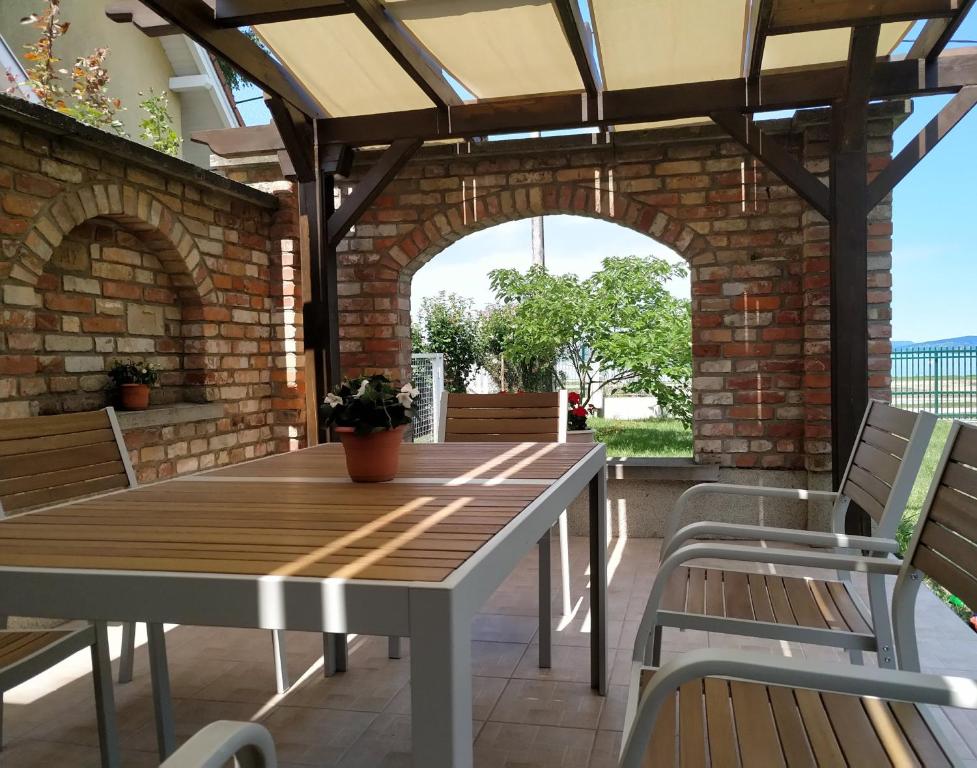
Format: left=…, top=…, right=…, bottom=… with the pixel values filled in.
left=572, top=406, right=587, bottom=417
left=567, top=391, right=581, bottom=405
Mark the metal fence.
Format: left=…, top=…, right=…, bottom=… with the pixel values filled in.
left=410, top=353, right=444, bottom=442
left=891, top=346, right=977, bottom=418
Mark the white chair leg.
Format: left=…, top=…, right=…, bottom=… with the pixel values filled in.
left=558, top=511, right=572, bottom=618
left=538, top=529, right=552, bottom=669
left=147, top=622, right=175, bottom=760
left=91, top=622, right=120, bottom=768
left=117, top=622, right=136, bottom=684
left=271, top=630, right=289, bottom=694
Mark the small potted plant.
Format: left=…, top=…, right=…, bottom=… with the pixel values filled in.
left=321, top=374, right=417, bottom=482
left=107, top=359, right=160, bottom=411
left=566, top=391, right=597, bottom=444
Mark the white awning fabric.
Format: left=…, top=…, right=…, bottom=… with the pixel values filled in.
left=255, top=1, right=913, bottom=120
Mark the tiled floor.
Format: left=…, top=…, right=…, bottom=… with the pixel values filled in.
left=2, top=537, right=976, bottom=767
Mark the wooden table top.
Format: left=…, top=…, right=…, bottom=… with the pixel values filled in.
left=0, top=442, right=597, bottom=583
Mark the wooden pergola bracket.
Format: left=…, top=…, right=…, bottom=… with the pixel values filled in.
left=265, top=96, right=316, bottom=183
left=326, top=138, right=422, bottom=248
left=868, top=85, right=977, bottom=208
left=744, top=0, right=775, bottom=80
left=712, top=111, right=829, bottom=218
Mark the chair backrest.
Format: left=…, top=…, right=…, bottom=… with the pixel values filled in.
left=893, top=420, right=977, bottom=670
left=0, top=408, right=136, bottom=515
left=438, top=391, right=567, bottom=443
left=833, top=400, right=936, bottom=538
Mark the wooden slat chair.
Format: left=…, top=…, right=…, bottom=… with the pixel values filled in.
left=646, top=400, right=936, bottom=667
left=619, top=420, right=977, bottom=767
left=0, top=410, right=294, bottom=695
left=0, top=410, right=123, bottom=766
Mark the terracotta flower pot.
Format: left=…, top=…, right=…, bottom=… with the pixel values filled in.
left=119, top=383, right=150, bottom=410
left=335, top=424, right=407, bottom=482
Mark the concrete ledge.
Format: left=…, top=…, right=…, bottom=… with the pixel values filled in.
left=117, top=403, right=224, bottom=430
left=606, top=457, right=719, bottom=483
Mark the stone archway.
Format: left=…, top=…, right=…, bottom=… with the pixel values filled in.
left=5, top=182, right=218, bottom=306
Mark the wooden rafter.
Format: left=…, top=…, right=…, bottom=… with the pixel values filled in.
left=868, top=85, right=977, bottom=207
left=768, top=0, right=956, bottom=35
left=908, top=0, right=977, bottom=60
left=214, top=0, right=349, bottom=26
left=552, top=0, right=602, bottom=96
left=744, top=0, right=775, bottom=79
left=712, top=111, right=829, bottom=217
left=315, top=49, right=977, bottom=145
left=327, top=139, right=422, bottom=247
left=105, top=2, right=178, bottom=36
left=133, top=0, right=325, bottom=118
left=343, top=0, right=462, bottom=109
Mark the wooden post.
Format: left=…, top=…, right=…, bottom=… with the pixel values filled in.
left=829, top=26, right=879, bottom=535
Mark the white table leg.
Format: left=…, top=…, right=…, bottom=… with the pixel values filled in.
left=538, top=528, right=551, bottom=668
left=147, top=622, right=175, bottom=759
left=409, top=589, right=473, bottom=767
left=589, top=468, right=608, bottom=694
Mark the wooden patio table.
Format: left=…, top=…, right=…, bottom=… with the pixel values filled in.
left=0, top=440, right=607, bottom=767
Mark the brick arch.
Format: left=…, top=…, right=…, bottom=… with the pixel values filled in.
left=7, top=182, right=217, bottom=306
left=378, top=183, right=711, bottom=278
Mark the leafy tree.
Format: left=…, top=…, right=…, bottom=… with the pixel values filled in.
left=138, top=89, right=181, bottom=156
left=412, top=292, right=483, bottom=393
left=480, top=303, right=561, bottom=393
left=489, top=256, right=693, bottom=426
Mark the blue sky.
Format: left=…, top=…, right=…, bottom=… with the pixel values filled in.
left=236, top=20, right=977, bottom=343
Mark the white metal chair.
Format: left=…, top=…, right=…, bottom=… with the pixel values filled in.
left=0, top=409, right=295, bottom=695
left=646, top=400, right=936, bottom=667
left=159, top=721, right=276, bottom=768
left=620, top=420, right=977, bottom=766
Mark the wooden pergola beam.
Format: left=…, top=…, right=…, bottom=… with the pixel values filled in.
left=342, top=0, right=462, bottom=109
left=134, top=0, right=326, bottom=118
left=868, top=85, right=977, bottom=207
left=769, top=0, right=957, bottom=35
left=315, top=49, right=977, bottom=145
left=214, top=0, right=350, bottom=26
left=552, top=0, right=602, bottom=96
left=712, top=111, right=829, bottom=217
left=327, top=138, right=422, bottom=247
left=744, top=0, right=775, bottom=79
left=907, top=0, right=977, bottom=60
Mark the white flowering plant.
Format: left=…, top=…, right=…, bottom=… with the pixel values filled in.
left=321, top=375, right=417, bottom=435
left=107, top=358, right=160, bottom=387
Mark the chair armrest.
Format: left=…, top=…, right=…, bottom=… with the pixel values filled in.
left=159, top=721, right=277, bottom=768
left=620, top=648, right=977, bottom=768
left=632, top=542, right=900, bottom=662
left=660, top=521, right=899, bottom=561
left=663, top=483, right=839, bottom=554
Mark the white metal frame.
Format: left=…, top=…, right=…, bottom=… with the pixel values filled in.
left=646, top=401, right=936, bottom=667
left=620, top=420, right=977, bottom=767
left=159, top=721, right=277, bottom=768
left=0, top=441, right=608, bottom=767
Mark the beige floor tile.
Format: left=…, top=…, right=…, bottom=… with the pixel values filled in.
left=514, top=644, right=618, bottom=685
left=472, top=613, right=539, bottom=644
left=490, top=679, right=605, bottom=730
left=260, top=706, right=377, bottom=766
left=474, top=722, right=596, bottom=767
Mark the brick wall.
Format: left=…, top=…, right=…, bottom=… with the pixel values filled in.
left=305, top=108, right=899, bottom=473
left=0, top=96, right=306, bottom=481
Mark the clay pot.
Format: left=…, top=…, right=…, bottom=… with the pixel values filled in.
left=335, top=424, right=407, bottom=482
left=566, top=428, right=595, bottom=444
left=119, top=383, right=150, bottom=410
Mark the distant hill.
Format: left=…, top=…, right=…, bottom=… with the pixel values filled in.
left=894, top=336, right=977, bottom=350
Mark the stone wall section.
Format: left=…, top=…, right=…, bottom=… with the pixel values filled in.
left=0, top=99, right=306, bottom=481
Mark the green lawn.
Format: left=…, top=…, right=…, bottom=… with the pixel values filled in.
left=589, top=417, right=692, bottom=458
